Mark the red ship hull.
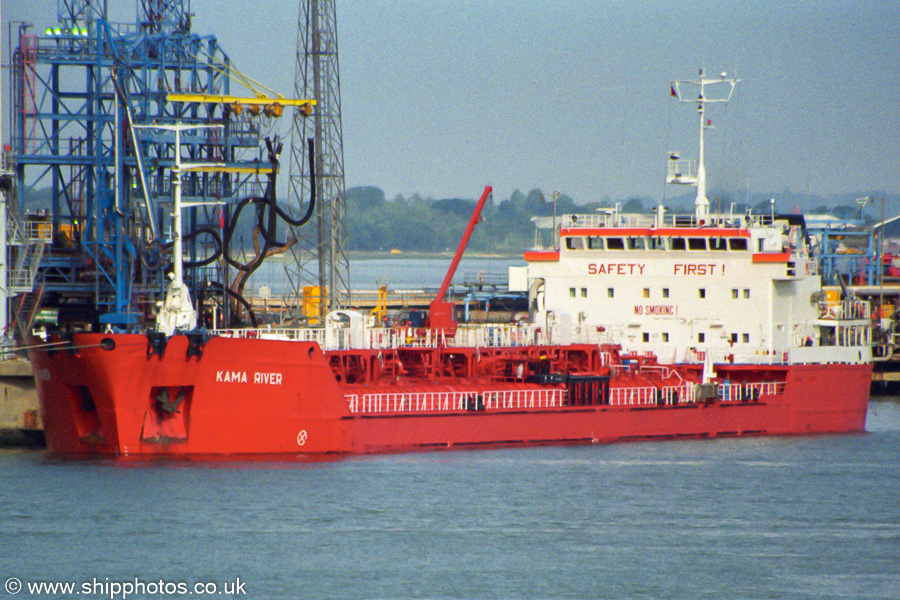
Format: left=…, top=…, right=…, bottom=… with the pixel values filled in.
left=29, top=333, right=871, bottom=457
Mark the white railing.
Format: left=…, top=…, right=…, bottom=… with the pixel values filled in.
left=25, top=221, right=53, bottom=243
left=345, top=388, right=567, bottom=414
left=608, top=386, right=659, bottom=406
left=608, top=384, right=699, bottom=406
left=662, top=384, right=697, bottom=404
left=215, top=327, right=326, bottom=344
left=552, top=210, right=778, bottom=231
left=215, top=323, right=593, bottom=351
left=348, top=391, right=478, bottom=414
left=213, top=322, right=870, bottom=360
left=666, top=159, right=698, bottom=184
left=344, top=381, right=786, bottom=415
left=556, top=212, right=653, bottom=229
left=483, top=389, right=565, bottom=410
left=741, top=381, right=785, bottom=399
left=606, top=381, right=785, bottom=407
left=818, top=300, right=870, bottom=321
left=212, top=321, right=869, bottom=365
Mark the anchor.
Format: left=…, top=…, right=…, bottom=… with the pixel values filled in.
left=155, top=387, right=186, bottom=414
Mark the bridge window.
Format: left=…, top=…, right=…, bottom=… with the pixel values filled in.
left=588, top=236, right=604, bottom=250
left=628, top=237, right=646, bottom=250
left=710, top=237, right=728, bottom=251
left=566, top=237, right=584, bottom=250
left=729, top=238, right=748, bottom=251
left=648, top=236, right=666, bottom=250
left=688, top=238, right=706, bottom=251
left=670, top=238, right=686, bottom=251
left=606, top=238, right=625, bottom=250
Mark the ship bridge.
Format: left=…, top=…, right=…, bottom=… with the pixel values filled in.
left=523, top=208, right=868, bottom=366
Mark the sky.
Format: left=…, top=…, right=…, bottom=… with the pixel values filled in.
left=4, top=0, right=900, bottom=206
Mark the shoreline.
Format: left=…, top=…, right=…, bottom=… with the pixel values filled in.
left=239, top=250, right=525, bottom=262
left=348, top=250, right=523, bottom=260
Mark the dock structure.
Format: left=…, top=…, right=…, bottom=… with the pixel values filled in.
left=247, top=287, right=524, bottom=325
left=848, top=284, right=900, bottom=391
left=4, top=1, right=322, bottom=338
left=249, top=288, right=435, bottom=314
left=0, top=359, right=40, bottom=446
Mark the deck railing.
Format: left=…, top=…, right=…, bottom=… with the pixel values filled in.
left=344, top=381, right=785, bottom=415
left=818, top=300, right=870, bottom=321
left=213, top=317, right=869, bottom=365
left=551, top=211, right=779, bottom=230
left=483, top=389, right=566, bottom=410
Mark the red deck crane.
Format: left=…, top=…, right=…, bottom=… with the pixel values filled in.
left=429, top=185, right=493, bottom=332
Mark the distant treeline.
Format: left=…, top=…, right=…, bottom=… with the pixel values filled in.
left=343, top=186, right=893, bottom=253
left=345, top=187, right=581, bottom=253
left=20, top=185, right=895, bottom=253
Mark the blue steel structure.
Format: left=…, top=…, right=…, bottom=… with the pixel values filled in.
left=807, top=225, right=878, bottom=287
left=9, top=0, right=270, bottom=329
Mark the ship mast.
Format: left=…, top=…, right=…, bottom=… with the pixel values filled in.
left=669, top=69, right=739, bottom=223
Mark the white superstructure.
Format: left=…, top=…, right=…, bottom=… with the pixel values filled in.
left=524, top=71, right=871, bottom=367
left=526, top=210, right=870, bottom=365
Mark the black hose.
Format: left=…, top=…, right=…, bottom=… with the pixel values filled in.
left=276, top=137, right=317, bottom=227
left=147, top=138, right=316, bottom=327
left=180, top=227, right=223, bottom=268
left=201, top=280, right=258, bottom=328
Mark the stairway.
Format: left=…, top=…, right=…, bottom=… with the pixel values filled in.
left=13, top=285, right=46, bottom=341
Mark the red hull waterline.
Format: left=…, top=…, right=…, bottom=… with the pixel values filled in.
left=29, top=333, right=872, bottom=458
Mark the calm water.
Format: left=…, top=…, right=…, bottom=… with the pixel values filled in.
left=1, top=401, right=898, bottom=600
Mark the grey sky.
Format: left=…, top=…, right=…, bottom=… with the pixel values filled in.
left=5, top=0, right=899, bottom=205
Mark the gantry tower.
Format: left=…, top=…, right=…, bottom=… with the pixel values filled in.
left=286, top=0, right=350, bottom=318
left=7, top=0, right=295, bottom=333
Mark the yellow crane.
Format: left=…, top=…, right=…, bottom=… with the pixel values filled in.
left=166, top=52, right=315, bottom=119
left=162, top=55, right=315, bottom=175
left=166, top=92, right=314, bottom=118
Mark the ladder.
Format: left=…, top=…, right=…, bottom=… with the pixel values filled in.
left=13, top=284, right=45, bottom=341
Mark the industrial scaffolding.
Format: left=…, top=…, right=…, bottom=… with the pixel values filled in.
left=5, top=0, right=292, bottom=333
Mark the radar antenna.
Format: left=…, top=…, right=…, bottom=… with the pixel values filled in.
left=668, top=69, right=739, bottom=223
